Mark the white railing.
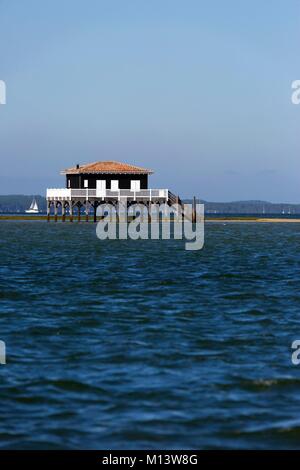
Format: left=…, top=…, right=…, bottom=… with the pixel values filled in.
left=46, top=188, right=72, bottom=200
left=47, top=188, right=169, bottom=201
left=71, top=189, right=97, bottom=198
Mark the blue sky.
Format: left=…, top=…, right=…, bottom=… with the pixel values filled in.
left=0, top=0, right=299, bottom=201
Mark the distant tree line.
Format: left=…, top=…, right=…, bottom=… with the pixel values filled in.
left=184, top=199, right=300, bottom=215
left=0, top=195, right=299, bottom=215
left=0, top=195, right=47, bottom=213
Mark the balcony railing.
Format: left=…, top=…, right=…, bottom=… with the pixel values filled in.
left=46, top=188, right=170, bottom=201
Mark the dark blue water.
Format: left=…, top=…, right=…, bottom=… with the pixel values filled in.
left=1, top=221, right=300, bottom=449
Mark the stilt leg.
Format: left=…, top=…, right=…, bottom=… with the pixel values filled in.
left=192, top=196, right=196, bottom=224
left=62, top=202, right=66, bottom=222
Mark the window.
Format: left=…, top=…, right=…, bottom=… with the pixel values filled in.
left=131, top=180, right=141, bottom=191
left=84, top=179, right=88, bottom=188
left=111, top=180, right=119, bottom=191
left=96, top=180, right=106, bottom=196
left=68, top=179, right=71, bottom=188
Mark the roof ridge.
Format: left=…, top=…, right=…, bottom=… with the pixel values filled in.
left=61, top=160, right=153, bottom=175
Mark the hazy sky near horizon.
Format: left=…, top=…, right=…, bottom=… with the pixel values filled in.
left=0, top=0, right=299, bottom=202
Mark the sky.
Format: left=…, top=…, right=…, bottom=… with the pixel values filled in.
left=0, top=0, right=299, bottom=202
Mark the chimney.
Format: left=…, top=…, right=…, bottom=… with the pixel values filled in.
left=76, top=164, right=79, bottom=169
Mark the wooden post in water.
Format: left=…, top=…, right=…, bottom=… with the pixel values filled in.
left=116, top=202, right=120, bottom=224
left=192, top=196, right=196, bottom=224
left=93, top=203, right=97, bottom=223
left=85, top=201, right=89, bottom=223
left=47, top=202, right=50, bottom=222
left=69, top=203, right=73, bottom=223
left=77, top=204, right=81, bottom=223
left=54, top=203, right=58, bottom=223
left=62, top=203, right=66, bottom=222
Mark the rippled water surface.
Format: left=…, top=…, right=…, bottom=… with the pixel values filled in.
left=1, top=221, right=300, bottom=449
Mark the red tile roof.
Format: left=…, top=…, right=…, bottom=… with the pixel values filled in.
left=61, top=161, right=153, bottom=175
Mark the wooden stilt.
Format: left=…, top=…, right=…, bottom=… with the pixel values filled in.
left=192, top=196, right=196, bottom=224
left=78, top=205, right=81, bottom=223
left=47, top=202, right=50, bottom=222
left=54, top=203, right=58, bottom=222
left=69, top=203, right=73, bottom=223
left=62, top=202, right=66, bottom=222
left=85, top=201, right=89, bottom=222
left=93, top=203, right=97, bottom=223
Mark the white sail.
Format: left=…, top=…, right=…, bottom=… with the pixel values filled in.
left=26, top=198, right=39, bottom=213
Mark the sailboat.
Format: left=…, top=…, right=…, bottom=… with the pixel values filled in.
left=25, top=198, right=39, bottom=214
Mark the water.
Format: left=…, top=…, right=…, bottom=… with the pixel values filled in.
left=0, top=221, right=300, bottom=449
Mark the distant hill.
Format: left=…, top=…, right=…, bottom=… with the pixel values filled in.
left=0, top=195, right=47, bottom=213
left=183, top=199, right=300, bottom=214
left=0, top=195, right=299, bottom=215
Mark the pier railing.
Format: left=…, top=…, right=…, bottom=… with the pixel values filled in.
left=46, top=188, right=171, bottom=202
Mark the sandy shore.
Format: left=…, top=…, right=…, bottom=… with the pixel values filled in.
left=207, top=218, right=300, bottom=223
